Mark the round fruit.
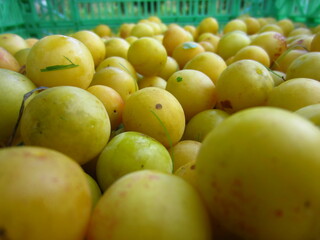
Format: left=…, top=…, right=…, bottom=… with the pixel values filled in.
left=288, top=27, right=312, bottom=37
left=166, top=69, right=217, bottom=121
left=87, top=170, right=212, bottom=240
left=119, top=23, right=135, bottom=38
left=197, top=32, right=220, bottom=50
left=197, top=107, right=320, bottom=240
left=184, top=52, right=226, bottom=84
left=277, top=19, right=294, bottom=36
left=148, top=15, right=162, bottom=23
left=172, top=41, right=205, bottom=69
left=163, top=25, right=193, bottom=56
left=171, top=140, right=201, bottom=172
left=257, top=17, right=268, bottom=27
left=198, top=41, right=216, bottom=52
left=0, top=33, right=28, bottom=55
left=152, top=34, right=164, bottom=43
left=197, top=17, right=219, bottom=35
left=0, top=69, right=36, bottom=146
left=138, top=76, right=167, bottom=89
left=184, top=25, right=198, bottom=39
left=125, top=36, right=138, bottom=44
left=223, top=19, right=247, bottom=34
left=250, top=31, right=287, bottom=63
left=127, top=37, right=167, bottom=76
left=87, top=85, right=124, bottom=130
left=139, top=20, right=161, bottom=35
left=71, top=30, right=106, bottom=67
left=267, top=78, right=320, bottom=111
left=310, top=31, right=320, bottom=51
left=90, top=66, right=137, bottom=101
left=95, top=56, right=137, bottom=80
left=183, top=109, right=229, bottom=142
left=26, top=35, right=95, bottom=89
left=96, top=131, right=173, bottom=191
left=286, top=34, right=303, bottom=45
left=272, top=49, right=307, bottom=73
left=85, top=173, right=102, bottom=209
left=174, top=160, right=197, bottom=188
left=14, top=48, right=30, bottom=69
left=93, top=24, right=111, bottom=37
left=232, top=45, right=270, bottom=67
left=286, top=52, right=320, bottom=81
left=259, top=24, right=284, bottom=34
left=243, top=17, right=261, bottom=35
left=295, top=103, right=320, bottom=127
left=122, top=87, right=185, bottom=148
left=130, top=22, right=155, bottom=37
left=20, top=86, right=111, bottom=165
left=288, top=34, right=313, bottom=51
left=0, top=146, right=91, bottom=240
left=25, top=38, right=39, bottom=47
left=217, top=30, right=251, bottom=60
left=216, top=59, right=274, bottom=113
left=157, top=56, right=180, bottom=80
left=104, top=37, right=130, bottom=59
left=0, top=47, right=20, bottom=72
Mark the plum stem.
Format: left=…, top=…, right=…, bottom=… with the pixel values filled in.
left=7, top=86, right=48, bottom=147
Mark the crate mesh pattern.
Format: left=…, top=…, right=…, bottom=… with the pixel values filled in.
left=1, top=0, right=320, bottom=38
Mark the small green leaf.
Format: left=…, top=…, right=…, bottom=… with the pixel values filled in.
left=40, top=56, right=79, bottom=72
left=182, top=42, right=198, bottom=49
left=264, top=66, right=286, bottom=81
left=118, top=62, right=133, bottom=77
left=118, top=62, right=138, bottom=91
left=176, top=76, right=183, bottom=82
left=150, top=110, right=175, bottom=167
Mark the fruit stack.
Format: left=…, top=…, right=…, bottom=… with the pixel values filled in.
left=1, top=14, right=320, bottom=240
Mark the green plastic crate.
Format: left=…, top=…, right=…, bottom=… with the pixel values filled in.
left=8, top=0, right=249, bottom=37
left=1, top=0, right=319, bottom=38
left=307, top=0, right=320, bottom=25
left=0, top=0, right=28, bottom=37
